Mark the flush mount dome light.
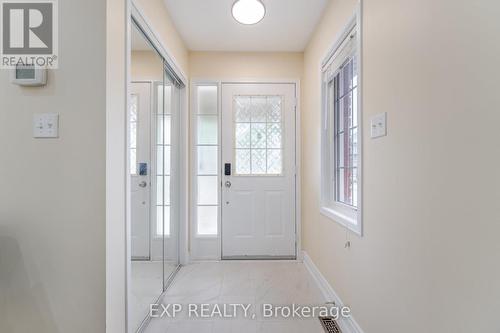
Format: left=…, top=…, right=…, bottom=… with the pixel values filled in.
left=232, top=0, right=266, bottom=25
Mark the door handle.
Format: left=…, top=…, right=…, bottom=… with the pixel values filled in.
left=225, top=181, right=232, bottom=188
left=138, top=181, right=147, bottom=188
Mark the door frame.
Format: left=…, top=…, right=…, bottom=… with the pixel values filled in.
left=189, top=78, right=302, bottom=262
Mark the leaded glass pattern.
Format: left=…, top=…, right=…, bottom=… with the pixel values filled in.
left=233, top=96, right=283, bottom=175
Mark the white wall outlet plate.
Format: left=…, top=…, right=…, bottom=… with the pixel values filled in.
left=33, top=113, right=59, bottom=138
left=370, top=112, right=387, bottom=138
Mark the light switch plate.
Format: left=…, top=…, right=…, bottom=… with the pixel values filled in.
left=370, top=112, right=387, bottom=138
left=33, top=113, right=59, bottom=138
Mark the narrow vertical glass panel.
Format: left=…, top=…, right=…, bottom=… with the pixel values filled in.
left=351, top=128, right=358, bottom=167
left=267, top=149, right=282, bottom=174
left=197, top=86, right=218, bottom=114
left=352, top=168, right=358, bottom=207
left=234, top=96, right=251, bottom=122
left=164, top=176, right=171, bottom=205
left=197, top=206, right=218, bottom=235
left=348, top=168, right=354, bottom=205
left=353, top=55, right=358, bottom=87
left=157, top=85, right=172, bottom=115
left=130, top=94, right=138, bottom=121
left=197, top=146, right=218, bottom=175
left=164, top=146, right=171, bottom=175
left=130, top=122, right=137, bottom=149
left=251, top=97, right=267, bottom=122
left=197, top=115, right=218, bottom=145
left=156, top=146, right=171, bottom=175
left=251, top=149, right=266, bottom=174
left=337, top=132, right=345, bottom=168
left=235, top=149, right=251, bottom=174
left=344, top=92, right=353, bottom=129
left=130, top=148, right=137, bottom=175
left=337, top=168, right=345, bottom=203
left=267, top=123, right=282, bottom=149
left=197, top=176, right=218, bottom=205
left=156, top=175, right=163, bottom=205
left=251, top=123, right=266, bottom=148
left=342, top=60, right=353, bottom=93
left=157, top=115, right=171, bottom=145
left=352, top=87, right=358, bottom=127
left=156, top=85, right=164, bottom=115
left=156, top=206, right=163, bottom=236
left=235, top=123, right=251, bottom=148
left=156, top=146, right=163, bottom=175
left=163, top=206, right=170, bottom=236
left=267, top=97, right=282, bottom=122
left=336, top=98, right=344, bottom=133
left=156, top=206, right=170, bottom=236
left=165, top=85, right=172, bottom=115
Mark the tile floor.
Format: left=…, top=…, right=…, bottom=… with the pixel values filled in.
left=144, top=261, right=326, bottom=333
left=130, top=261, right=178, bottom=332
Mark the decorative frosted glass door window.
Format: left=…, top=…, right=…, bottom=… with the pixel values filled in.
left=234, top=96, right=283, bottom=175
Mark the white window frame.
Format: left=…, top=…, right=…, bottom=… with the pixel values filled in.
left=320, top=6, right=363, bottom=236
left=190, top=81, right=222, bottom=261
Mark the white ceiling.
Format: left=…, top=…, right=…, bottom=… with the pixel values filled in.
left=163, top=0, right=328, bottom=52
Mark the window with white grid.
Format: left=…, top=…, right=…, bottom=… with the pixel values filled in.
left=233, top=96, right=283, bottom=175
left=321, top=17, right=362, bottom=235
left=195, top=85, right=219, bottom=236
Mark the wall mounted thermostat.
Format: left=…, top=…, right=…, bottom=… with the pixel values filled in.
left=11, top=64, right=47, bottom=86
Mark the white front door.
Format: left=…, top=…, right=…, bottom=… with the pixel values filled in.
left=221, top=83, right=296, bottom=258
left=130, top=82, right=151, bottom=259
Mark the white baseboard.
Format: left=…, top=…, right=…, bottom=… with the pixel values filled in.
left=302, top=251, right=365, bottom=333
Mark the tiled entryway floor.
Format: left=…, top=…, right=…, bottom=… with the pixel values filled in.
left=144, top=261, right=326, bottom=333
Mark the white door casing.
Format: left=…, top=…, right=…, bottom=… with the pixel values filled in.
left=131, top=82, right=151, bottom=259
left=221, top=83, right=296, bottom=258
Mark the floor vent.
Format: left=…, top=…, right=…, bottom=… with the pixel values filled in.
left=319, top=317, right=342, bottom=333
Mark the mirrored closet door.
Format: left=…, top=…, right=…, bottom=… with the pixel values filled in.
left=129, top=22, right=181, bottom=333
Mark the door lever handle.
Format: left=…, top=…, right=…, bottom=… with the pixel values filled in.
left=138, top=181, right=147, bottom=188
left=225, top=181, right=232, bottom=188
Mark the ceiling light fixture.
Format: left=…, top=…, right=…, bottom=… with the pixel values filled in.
left=232, top=0, right=266, bottom=25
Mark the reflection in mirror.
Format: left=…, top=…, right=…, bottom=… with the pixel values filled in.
left=161, top=73, right=180, bottom=287
left=128, top=22, right=180, bottom=332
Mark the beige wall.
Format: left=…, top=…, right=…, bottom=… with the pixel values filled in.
left=131, top=50, right=164, bottom=81
left=189, top=51, right=303, bottom=79
left=133, top=0, right=189, bottom=76
left=302, top=1, right=500, bottom=332
left=0, top=0, right=106, bottom=332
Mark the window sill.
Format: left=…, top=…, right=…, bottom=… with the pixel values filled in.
left=320, top=206, right=362, bottom=236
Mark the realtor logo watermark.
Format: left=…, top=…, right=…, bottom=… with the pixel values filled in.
left=1, top=0, right=58, bottom=68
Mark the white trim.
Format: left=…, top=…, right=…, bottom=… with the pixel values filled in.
left=302, top=251, right=365, bottom=333
left=320, top=2, right=363, bottom=237
left=189, top=78, right=302, bottom=262
left=189, top=81, right=222, bottom=261
left=178, top=77, right=190, bottom=265
left=106, top=0, right=128, bottom=331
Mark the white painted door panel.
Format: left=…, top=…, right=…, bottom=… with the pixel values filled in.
left=221, top=83, right=296, bottom=258
left=131, top=82, right=151, bottom=259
